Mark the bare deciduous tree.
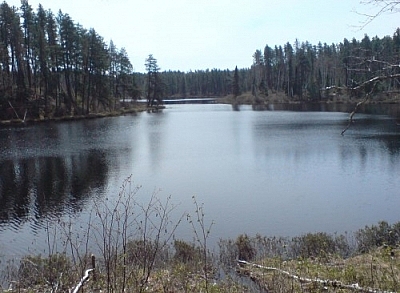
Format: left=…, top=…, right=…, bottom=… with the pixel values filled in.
left=324, top=0, right=400, bottom=134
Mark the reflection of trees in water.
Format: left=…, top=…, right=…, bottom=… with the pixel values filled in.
left=339, top=133, right=400, bottom=175
left=0, top=150, right=108, bottom=225
left=264, top=103, right=400, bottom=120
left=365, top=134, right=400, bottom=163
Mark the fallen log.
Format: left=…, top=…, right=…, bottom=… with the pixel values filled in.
left=237, top=260, right=396, bottom=293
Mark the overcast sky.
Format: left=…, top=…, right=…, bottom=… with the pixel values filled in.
left=6, top=0, right=400, bottom=72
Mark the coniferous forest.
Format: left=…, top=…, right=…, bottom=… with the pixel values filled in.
left=0, top=1, right=400, bottom=121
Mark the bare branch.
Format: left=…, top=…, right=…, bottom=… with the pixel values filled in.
left=356, top=0, right=400, bottom=29
left=321, top=72, right=400, bottom=134
left=352, top=73, right=400, bottom=91
left=340, top=88, right=373, bottom=136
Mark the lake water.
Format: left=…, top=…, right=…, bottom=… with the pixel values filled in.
left=0, top=103, right=400, bottom=261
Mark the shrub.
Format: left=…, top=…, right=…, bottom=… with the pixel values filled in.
left=291, top=232, right=344, bottom=259
left=18, top=254, right=72, bottom=289
left=356, top=221, right=400, bottom=253
left=236, top=234, right=256, bottom=261
left=173, top=240, right=199, bottom=263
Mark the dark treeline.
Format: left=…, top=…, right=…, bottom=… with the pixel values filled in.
left=250, top=32, right=400, bottom=100
left=1, top=0, right=400, bottom=121
left=148, top=30, right=400, bottom=101
left=158, top=68, right=250, bottom=98
left=0, top=0, right=141, bottom=120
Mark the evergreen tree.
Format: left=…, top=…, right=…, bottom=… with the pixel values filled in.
left=20, top=0, right=34, bottom=89
left=232, top=66, right=240, bottom=97
left=145, top=54, right=164, bottom=107
left=36, top=4, right=49, bottom=112
left=57, top=10, right=77, bottom=114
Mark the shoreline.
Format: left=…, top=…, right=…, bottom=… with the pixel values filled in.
left=1, top=94, right=400, bottom=127
left=0, top=104, right=163, bottom=126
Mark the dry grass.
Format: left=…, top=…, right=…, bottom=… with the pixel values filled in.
left=237, top=247, right=400, bottom=292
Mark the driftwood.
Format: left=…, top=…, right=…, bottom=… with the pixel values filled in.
left=71, top=255, right=96, bottom=293
left=71, top=268, right=94, bottom=293
left=237, top=260, right=396, bottom=293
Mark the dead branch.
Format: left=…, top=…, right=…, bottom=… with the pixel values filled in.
left=23, top=109, right=27, bottom=123
left=71, top=268, right=94, bottom=293
left=320, top=73, right=400, bottom=135
left=237, top=260, right=396, bottom=293
left=341, top=82, right=378, bottom=135
left=352, top=73, right=400, bottom=91
left=71, top=255, right=96, bottom=293
left=8, top=101, right=20, bottom=120
left=321, top=73, right=400, bottom=94
left=340, top=97, right=368, bottom=135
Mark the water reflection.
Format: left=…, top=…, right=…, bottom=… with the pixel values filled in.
left=144, top=111, right=167, bottom=169
left=251, top=102, right=400, bottom=121
left=0, top=150, right=108, bottom=227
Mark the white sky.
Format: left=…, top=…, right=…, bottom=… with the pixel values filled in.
left=6, top=0, right=400, bottom=72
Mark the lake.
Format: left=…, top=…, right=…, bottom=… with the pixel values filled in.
left=0, top=103, right=400, bottom=261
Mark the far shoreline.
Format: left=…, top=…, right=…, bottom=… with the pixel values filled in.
left=1, top=92, right=400, bottom=127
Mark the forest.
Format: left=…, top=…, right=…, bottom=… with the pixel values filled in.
left=0, top=0, right=400, bottom=121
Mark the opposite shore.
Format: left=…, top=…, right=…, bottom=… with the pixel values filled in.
left=2, top=91, right=400, bottom=127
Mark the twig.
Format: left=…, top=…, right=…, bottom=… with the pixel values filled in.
left=7, top=101, right=20, bottom=120
left=23, top=109, right=27, bottom=123
left=357, top=0, right=400, bottom=29
left=237, top=260, right=396, bottom=293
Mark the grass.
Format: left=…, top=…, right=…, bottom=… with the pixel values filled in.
left=231, top=226, right=400, bottom=292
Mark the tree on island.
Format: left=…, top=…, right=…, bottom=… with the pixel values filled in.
left=145, top=54, right=165, bottom=107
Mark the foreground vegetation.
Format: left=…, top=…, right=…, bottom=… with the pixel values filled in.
left=2, top=223, right=399, bottom=293
left=0, top=178, right=399, bottom=292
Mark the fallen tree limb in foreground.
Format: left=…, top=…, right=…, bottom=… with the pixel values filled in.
left=237, top=260, right=396, bottom=293
left=71, top=255, right=96, bottom=293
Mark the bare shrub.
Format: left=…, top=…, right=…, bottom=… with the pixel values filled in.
left=187, top=196, right=214, bottom=292
left=89, top=178, right=183, bottom=292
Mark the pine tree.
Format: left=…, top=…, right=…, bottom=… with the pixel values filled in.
left=145, top=54, right=164, bottom=107
left=232, top=66, right=240, bottom=97
left=36, top=4, right=49, bottom=112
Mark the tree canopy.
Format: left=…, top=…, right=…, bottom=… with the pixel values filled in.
left=0, top=1, right=140, bottom=120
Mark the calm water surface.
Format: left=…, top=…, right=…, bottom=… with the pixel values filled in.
left=0, top=104, right=400, bottom=260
